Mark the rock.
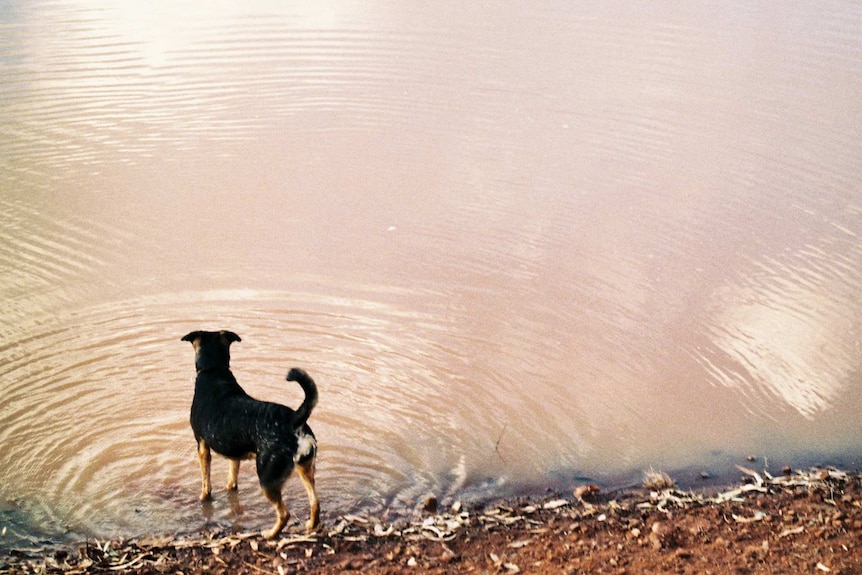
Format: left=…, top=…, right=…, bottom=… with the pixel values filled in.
left=574, top=484, right=601, bottom=500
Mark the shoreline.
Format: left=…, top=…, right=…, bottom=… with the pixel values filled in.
left=3, top=465, right=860, bottom=574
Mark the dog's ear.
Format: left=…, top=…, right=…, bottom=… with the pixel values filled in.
left=221, top=331, right=241, bottom=343
left=181, top=331, right=203, bottom=343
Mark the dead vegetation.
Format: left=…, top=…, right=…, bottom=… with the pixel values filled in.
left=2, top=466, right=860, bottom=574
left=642, top=468, right=676, bottom=491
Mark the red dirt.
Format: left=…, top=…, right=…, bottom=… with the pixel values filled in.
left=3, top=467, right=860, bottom=574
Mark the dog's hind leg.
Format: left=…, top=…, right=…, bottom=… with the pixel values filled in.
left=296, top=459, right=320, bottom=532
left=226, top=459, right=240, bottom=491
left=197, top=440, right=212, bottom=501
left=261, top=484, right=289, bottom=539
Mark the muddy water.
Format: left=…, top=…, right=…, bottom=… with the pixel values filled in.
left=2, top=1, right=861, bottom=549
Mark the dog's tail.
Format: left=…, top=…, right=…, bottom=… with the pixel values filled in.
left=286, top=367, right=318, bottom=429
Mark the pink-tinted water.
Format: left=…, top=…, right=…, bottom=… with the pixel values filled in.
left=1, top=1, right=860, bottom=547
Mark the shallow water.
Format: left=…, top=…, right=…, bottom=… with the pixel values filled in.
left=1, top=0, right=861, bottom=550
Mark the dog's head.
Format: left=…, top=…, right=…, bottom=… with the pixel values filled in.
left=181, top=330, right=241, bottom=372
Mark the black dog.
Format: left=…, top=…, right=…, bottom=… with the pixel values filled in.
left=181, top=330, right=320, bottom=538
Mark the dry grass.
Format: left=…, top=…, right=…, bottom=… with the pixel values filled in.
left=642, top=467, right=676, bottom=490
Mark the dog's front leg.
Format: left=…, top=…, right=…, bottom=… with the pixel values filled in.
left=197, top=440, right=212, bottom=501
left=227, top=459, right=240, bottom=491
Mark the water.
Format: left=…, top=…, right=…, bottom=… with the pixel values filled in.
left=2, top=0, right=861, bottom=550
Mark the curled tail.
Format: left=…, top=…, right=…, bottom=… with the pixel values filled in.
left=286, top=367, right=318, bottom=429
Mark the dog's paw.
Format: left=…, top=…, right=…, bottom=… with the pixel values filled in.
left=199, top=491, right=212, bottom=502
left=262, top=527, right=281, bottom=540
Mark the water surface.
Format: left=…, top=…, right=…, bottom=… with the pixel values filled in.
left=1, top=0, right=861, bottom=549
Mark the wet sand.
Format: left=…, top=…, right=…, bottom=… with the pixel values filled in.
left=3, top=466, right=860, bottom=574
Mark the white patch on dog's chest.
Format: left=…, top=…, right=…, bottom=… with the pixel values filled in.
left=294, top=432, right=316, bottom=462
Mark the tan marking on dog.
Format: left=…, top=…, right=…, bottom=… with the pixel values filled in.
left=226, top=459, right=240, bottom=491
left=296, top=457, right=320, bottom=532
left=197, top=440, right=212, bottom=501
left=224, top=452, right=255, bottom=490
left=261, top=484, right=289, bottom=539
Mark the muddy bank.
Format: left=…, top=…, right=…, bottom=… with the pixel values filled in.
left=2, top=466, right=860, bottom=574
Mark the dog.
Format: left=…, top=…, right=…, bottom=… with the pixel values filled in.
left=181, top=330, right=320, bottom=538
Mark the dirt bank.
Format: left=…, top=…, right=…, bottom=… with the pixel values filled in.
left=3, top=466, right=860, bottom=574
